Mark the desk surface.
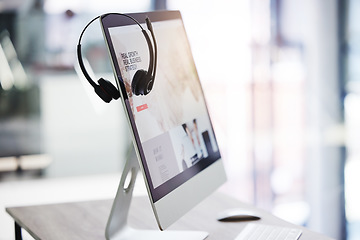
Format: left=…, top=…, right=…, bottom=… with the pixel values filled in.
left=6, top=192, right=333, bottom=240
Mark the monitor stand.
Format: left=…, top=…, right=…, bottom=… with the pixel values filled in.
left=105, top=155, right=208, bottom=240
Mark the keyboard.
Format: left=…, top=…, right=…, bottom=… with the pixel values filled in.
left=235, top=223, right=302, bottom=240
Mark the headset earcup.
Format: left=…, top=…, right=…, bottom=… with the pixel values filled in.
left=132, top=70, right=148, bottom=95
left=98, top=78, right=120, bottom=100
left=94, top=85, right=112, bottom=103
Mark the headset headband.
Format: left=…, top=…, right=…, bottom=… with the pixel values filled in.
left=77, top=13, right=157, bottom=101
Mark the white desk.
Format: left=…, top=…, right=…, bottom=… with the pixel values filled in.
left=6, top=191, right=334, bottom=240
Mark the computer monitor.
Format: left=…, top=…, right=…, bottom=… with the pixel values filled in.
left=100, top=10, right=227, bottom=238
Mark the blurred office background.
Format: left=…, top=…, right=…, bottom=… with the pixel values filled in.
left=0, top=0, right=358, bottom=239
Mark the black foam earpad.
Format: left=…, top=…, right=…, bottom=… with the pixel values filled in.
left=98, top=78, right=120, bottom=100
left=131, top=70, right=148, bottom=95
left=94, top=84, right=112, bottom=103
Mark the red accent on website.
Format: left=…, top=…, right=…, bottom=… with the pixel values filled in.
left=136, top=104, right=148, bottom=112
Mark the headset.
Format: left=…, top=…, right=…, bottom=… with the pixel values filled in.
left=77, top=13, right=157, bottom=103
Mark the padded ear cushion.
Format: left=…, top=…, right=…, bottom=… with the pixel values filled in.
left=131, top=70, right=148, bottom=95
left=94, top=85, right=112, bottom=103
left=98, top=78, right=120, bottom=100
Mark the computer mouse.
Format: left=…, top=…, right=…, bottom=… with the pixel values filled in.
left=217, top=209, right=261, bottom=222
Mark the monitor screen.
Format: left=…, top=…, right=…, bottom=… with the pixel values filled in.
left=100, top=11, right=226, bottom=230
